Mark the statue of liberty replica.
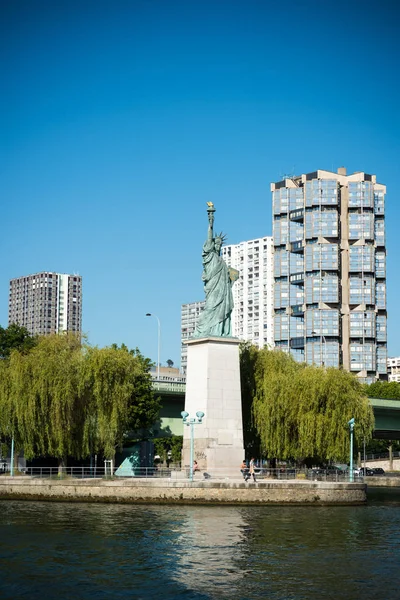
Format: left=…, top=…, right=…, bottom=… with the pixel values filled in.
left=194, top=202, right=239, bottom=338
left=182, top=202, right=244, bottom=475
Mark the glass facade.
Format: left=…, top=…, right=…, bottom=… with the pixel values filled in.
left=272, top=170, right=387, bottom=382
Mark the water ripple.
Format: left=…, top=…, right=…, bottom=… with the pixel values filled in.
left=0, top=490, right=399, bottom=599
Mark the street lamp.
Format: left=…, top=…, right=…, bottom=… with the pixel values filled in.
left=181, top=410, right=205, bottom=481
left=10, top=435, right=14, bottom=477
left=348, top=418, right=355, bottom=482
left=312, top=331, right=326, bottom=366
left=146, top=313, right=161, bottom=381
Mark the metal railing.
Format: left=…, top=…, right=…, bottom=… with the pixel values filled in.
left=3, top=466, right=176, bottom=479
left=365, top=450, right=400, bottom=461
left=152, top=381, right=186, bottom=394
left=0, top=465, right=369, bottom=482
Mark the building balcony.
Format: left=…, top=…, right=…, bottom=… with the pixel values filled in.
left=290, top=337, right=305, bottom=349
left=290, top=240, right=304, bottom=253
left=289, top=273, right=304, bottom=285
left=291, top=304, right=304, bottom=316
left=289, top=208, right=304, bottom=222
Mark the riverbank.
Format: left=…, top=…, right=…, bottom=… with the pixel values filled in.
left=0, top=476, right=366, bottom=505
left=365, top=475, right=400, bottom=487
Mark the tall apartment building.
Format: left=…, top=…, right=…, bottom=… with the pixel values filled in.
left=387, top=358, right=400, bottom=383
left=222, top=236, right=274, bottom=348
left=181, top=236, right=274, bottom=373
left=9, top=272, right=82, bottom=336
left=272, top=167, right=387, bottom=383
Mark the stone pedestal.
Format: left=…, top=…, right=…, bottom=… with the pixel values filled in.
left=182, top=337, right=244, bottom=474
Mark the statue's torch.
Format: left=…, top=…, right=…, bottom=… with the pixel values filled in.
left=206, top=201, right=215, bottom=226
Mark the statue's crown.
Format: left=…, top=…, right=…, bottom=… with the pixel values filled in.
left=214, top=231, right=227, bottom=244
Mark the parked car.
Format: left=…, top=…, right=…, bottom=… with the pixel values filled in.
left=356, top=467, right=375, bottom=476
left=372, top=467, right=385, bottom=475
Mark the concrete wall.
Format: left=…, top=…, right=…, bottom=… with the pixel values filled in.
left=0, top=477, right=366, bottom=505
left=363, top=458, right=400, bottom=471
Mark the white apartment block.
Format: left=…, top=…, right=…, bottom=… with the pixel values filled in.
left=9, top=272, right=82, bottom=336
left=180, top=236, right=274, bottom=373
left=222, top=236, right=274, bottom=349
left=387, top=357, right=400, bottom=383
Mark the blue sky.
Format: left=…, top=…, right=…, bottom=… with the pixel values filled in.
left=1, top=0, right=399, bottom=367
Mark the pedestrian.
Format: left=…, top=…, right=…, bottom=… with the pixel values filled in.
left=249, top=457, right=257, bottom=482
left=193, top=460, right=200, bottom=472
left=240, top=460, right=249, bottom=481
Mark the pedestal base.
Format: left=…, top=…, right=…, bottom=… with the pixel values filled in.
left=182, top=337, right=244, bottom=473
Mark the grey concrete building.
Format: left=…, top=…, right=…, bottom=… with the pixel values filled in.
left=8, top=272, right=82, bottom=335
left=272, top=168, right=387, bottom=383
left=181, top=300, right=205, bottom=374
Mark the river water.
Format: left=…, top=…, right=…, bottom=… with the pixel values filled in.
left=1, top=488, right=399, bottom=600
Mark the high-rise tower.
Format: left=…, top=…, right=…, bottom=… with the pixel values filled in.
left=272, top=168, right=386, bottom=383
left=222, top=236, right=274, bottom=349
left=9, top=272, right=82, bottom=336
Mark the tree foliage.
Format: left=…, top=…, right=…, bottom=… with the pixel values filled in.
left=243, top=347, right=374, bottom=464
left=240, top=342, right=261, bottom=455
left=364, top=380, right=400, bottom=400
left=0, top=323, right=37, bottom=359
left=0, top=334, right=160, bottom=461
left=153, top=435, right=183, bottom=464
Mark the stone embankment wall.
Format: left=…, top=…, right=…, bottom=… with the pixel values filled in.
left=0, top=477, right=366, bottom=505
left=364, top=476, right=400, bottom=487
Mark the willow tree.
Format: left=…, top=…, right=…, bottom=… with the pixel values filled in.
left=6, top=333, right=88, bottom=466
left=0, top=335, right=159, bottom=466
left=0, top=359, right=14, bottom=460
left=84, top=345, right=159, bottom=459
left=240, top=342, right=261, bottom=455
left=252, top=349, right=374, bottom=464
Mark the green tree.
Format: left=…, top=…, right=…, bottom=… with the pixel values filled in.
left=0, top=323, right=37, bottom=359
left=364, top=380, right=400, bottom=399
left=0, top=336, right=160, bottom=466
left=5, top=333, right=88, bottom=466
left=153, top=435, right=183, bottom=464
left=84, top=344, right=159, bottom=459
left=110, top=344, right=160, bottom=433
left=251, top=349, right=374, bottom=464
left=239, top=342, right=261, bottom=456
left=166, top=359, right=174, bottom=368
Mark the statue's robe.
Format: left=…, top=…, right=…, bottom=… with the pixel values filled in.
left=195, top=239, right=234, bottom=337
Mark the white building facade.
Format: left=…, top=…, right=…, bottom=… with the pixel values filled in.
left=387, top=357, right=400, bottom=383
left=222, top=236, right=274, bottom=349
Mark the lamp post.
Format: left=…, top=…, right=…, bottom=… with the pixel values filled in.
left=181, top=410, right=205, bottom=481
left=10, top=435, right=14, bottom=477
left=348, top=418, right=355, bottom=482
left=312, top=331, right=326, bottom=366
left=146, top=313, right=161, bottom=381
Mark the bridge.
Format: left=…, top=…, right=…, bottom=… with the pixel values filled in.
left=152, top=382, right=400, bottom=440
left=369, top=398, right=400, bottom=440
